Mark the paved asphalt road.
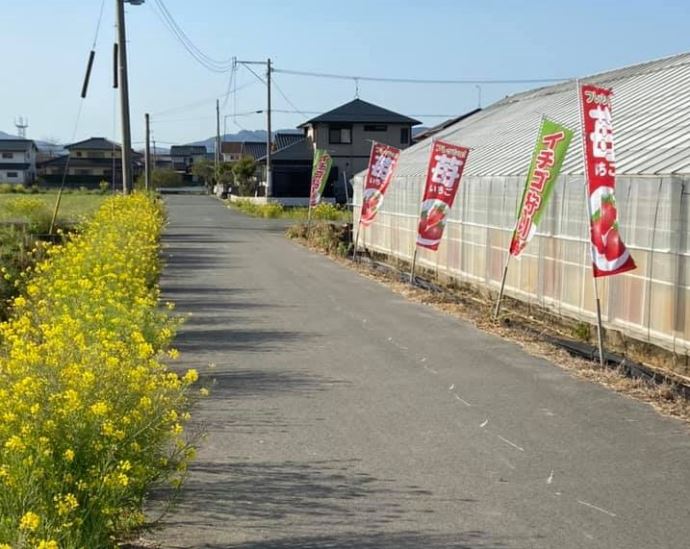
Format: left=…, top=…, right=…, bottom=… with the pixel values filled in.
left=149, top=195, right=690, bottom=549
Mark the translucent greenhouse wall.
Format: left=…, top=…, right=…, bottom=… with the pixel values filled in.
left=353, top=173, right=690, bottom=355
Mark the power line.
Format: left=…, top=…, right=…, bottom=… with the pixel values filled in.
left=271, top=75, right=309, bottom=119
left=272, top=67, right=570, bottom=85
left=150, top=0, right=234, bottom=73
left=151, top=79, right=258, bottom=118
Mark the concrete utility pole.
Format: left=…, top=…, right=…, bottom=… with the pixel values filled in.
left=216, top=98, right=221, bottom=186
left=144, top=113, right=151, bottom=191
left=116, top=0, right=135, bottom=194
left=235, top=58, right=273, bottom=196
left=266, top=58, right=272, bottom=198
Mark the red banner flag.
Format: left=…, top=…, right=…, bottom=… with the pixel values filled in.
left=359, top=142, right=401, bottom=226
left=416, top=140, right=469, bottom=251
left=579, top=84, right=636, bottom=277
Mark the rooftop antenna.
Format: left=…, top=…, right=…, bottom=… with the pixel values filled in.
left=354, top=78, right=360, bottom=98
left=15, top=117, right=28, bottom=138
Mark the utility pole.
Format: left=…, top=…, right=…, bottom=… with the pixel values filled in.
left=116, top=0, right=135, bottom=194
left=144, top=113, right=151, bottom=191
left=152, top=137, right=157, bottom=169
left=235, top=58, right=273, bottom=197
left=266, top=58, right=272, bottom=198
left=215, top=98, right=221, bottom=189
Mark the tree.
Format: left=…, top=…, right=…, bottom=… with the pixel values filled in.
left=217, top=162, right=234, bottom=190
left=135, top=168, right=183, bottom=190
left=232, top=155, right=258, bottom=196
left=191, top=158, right=215, bottom=190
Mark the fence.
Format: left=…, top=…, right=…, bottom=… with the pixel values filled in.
left=354, top=173, right=690, bottom=356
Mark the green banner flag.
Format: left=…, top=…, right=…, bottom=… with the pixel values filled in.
left=309, top=149, right=332, bottom=207
left=509, top=118, right=573, bottom=257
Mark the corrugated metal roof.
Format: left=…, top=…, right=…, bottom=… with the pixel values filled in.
left=390, top=52, right=690, bottom=178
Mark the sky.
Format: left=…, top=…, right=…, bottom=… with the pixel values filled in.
left=2, top=0, right=690, bottom=148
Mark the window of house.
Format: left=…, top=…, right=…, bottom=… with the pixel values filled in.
left=6, top=172, right=18, bottom=178
left=2, top=152, right=12, bottom=159
left=400, top=127, right=410, bottom=144
left=329, top=125, right=352, bottom=144
left=75, top=151, right=83, bottom=157
left=76, top=169, right=91, bottom=176
left=364, top=124, right=387, bottom=132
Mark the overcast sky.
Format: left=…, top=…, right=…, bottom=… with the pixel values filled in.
left=3, top=0, right=690, bottom=146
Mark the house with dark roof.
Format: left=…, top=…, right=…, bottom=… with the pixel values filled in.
left=170, top=145, right=207, bottom=173
left=0, top=139, right=37, bottom=184
left=255, top=137, right=320, bottom=198
left=298, top=98, right=421, bottom=181
left=38, top=137, right=142, bottom=186
left=221, top=142, right=243, bottom=163
left=240, top=141, right=267, bottom=161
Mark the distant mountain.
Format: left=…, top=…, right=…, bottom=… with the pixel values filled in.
left=188, top=129, right=302, bottom=152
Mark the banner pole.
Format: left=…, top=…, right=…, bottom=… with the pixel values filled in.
left=306, top=203, right=313, bottom=243
left=352, top=222, right=361, bottom=262
left=577, top=78, right=605, bottom=367
left=409, top=247, right=418, bottom=284
left=493, top=252, right=511, bottom=319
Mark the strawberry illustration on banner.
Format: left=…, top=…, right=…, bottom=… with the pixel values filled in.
left=359, top=142, right=401, bottom=226
left=416, top=140, right=469, bottom=251
left=309, top=149, right=332, bottom=207
left=579, top=84, right=636, bottom=277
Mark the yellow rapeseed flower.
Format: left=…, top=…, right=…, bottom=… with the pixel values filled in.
left=19, top=511, right=40, bottom=531
left=183, top=369, right=198, bottom=384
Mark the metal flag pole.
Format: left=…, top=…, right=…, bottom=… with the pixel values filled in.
left=576, top=79, right=605, bottom=367
left=409, top=247, right=419, bottom=284
left=493, top=252, right=511, bottom=319
left=493, top=116, right=546, bottom=319
left=352, top=221, right=362, bottom=262
left=306, top=203, right=314, bottom=243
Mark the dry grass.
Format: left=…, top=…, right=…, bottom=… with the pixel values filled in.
left=295, top=236, right=690, bottom=423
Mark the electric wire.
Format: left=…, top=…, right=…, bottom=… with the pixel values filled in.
left=150, top=0, right=234, bottom=72
left=272, top=67, right=570, bottom=85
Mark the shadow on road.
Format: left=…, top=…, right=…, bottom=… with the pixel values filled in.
left=196, top=530, right=510, bottom=549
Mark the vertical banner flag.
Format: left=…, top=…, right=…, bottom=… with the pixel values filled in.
left=579, top=84, right=636, bottom=277
left=416, top=140, right=469, bottom=251
left=309, top=149, right=333, bottom=207
left=510, top=118, right=573, bottom=257
left=360, top=142, right=401, bottom=226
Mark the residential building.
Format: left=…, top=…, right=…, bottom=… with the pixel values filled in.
left=0, top=139, right=37, bottom=184
left=240, top=141, right=267, bottom=161
left=170, top=145, right=207, bottom=173
left=298, top=98, right=421, bottom=178
left=38, top=137, right=142, bottom=186
left=221, top=142, right=242, bottom=163
left=256, top=137, right=317, bottom=198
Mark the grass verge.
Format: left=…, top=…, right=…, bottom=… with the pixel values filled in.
left=229, top=198, right=351, bottom=222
